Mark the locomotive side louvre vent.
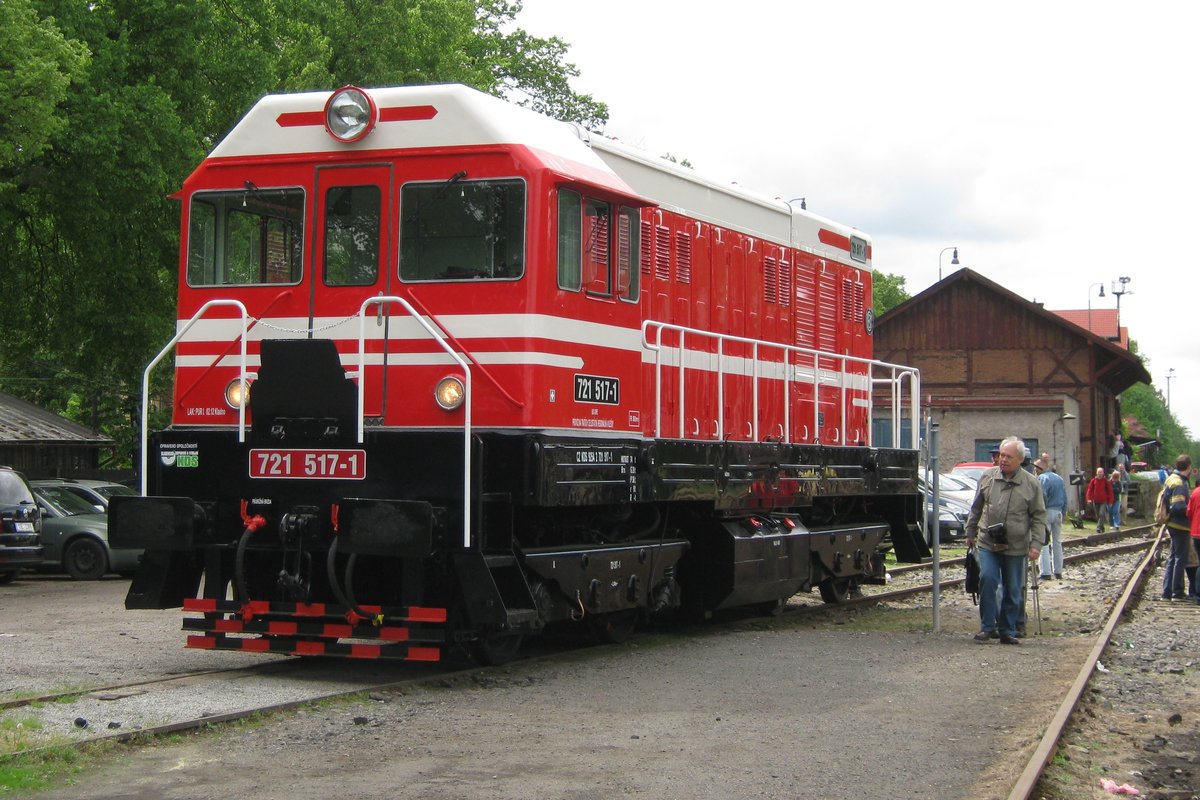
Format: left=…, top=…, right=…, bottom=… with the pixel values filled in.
left=763, top=256, right=779, bottom=304
left=675, top=230, right=692, bottom=284
left=640, top=220, right=653, bottom=275
left=655, top=225, right=671, bottom=281
left=779, top=260, right=792, bottom=308
left=818, top=272, right=837, bottom=352
left=854, top=281, right=865, bottom=323
left=842, top=278, right=854, bottom=321
left=795, top=261, right=817, bottom=348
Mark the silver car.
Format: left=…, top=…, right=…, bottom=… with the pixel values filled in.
left=31, top=485, right=142, bottom=580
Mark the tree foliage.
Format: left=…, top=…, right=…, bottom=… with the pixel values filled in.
left=872, top=270, right=910, bottom=318
left=0, top=0, right=606, bottom=466
left=1119, top=347, right=1198, bottom=468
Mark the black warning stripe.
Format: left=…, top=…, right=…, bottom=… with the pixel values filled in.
left=181, top=616, right=446, bottom=643
left=182, top=597, right=448, bottom=623
left=186, top=633, right=442, bottom=661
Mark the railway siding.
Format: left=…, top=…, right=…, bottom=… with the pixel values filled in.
left=3, top=531, right=1193, bottom=800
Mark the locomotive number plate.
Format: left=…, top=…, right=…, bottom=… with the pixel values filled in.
left=249, top=449, right=367, bottom=480
left=574, top=374, right=620, bottom=405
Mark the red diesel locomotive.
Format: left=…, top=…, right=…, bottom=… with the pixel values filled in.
left=110, top=84, right=926, bottom=663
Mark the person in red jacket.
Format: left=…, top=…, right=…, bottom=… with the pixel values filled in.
left=1085, top=466, right=1114, bottom=534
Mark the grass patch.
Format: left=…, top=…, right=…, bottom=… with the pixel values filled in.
left=0, top=740, right=100, bottom=794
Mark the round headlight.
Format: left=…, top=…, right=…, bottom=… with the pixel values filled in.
left=434, top=376, right=465, bottom=410
left=324, top=86, right=377, bottom=143
left=225, top=378, right=251, bottom=410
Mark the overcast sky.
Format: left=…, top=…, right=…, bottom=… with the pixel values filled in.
left=514, top=0, right=1196, bottom=443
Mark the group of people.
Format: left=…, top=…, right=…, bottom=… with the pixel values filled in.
left=962, top=436, right=1200, bottom=645
left=1084, top=462, right=1131, bottom=533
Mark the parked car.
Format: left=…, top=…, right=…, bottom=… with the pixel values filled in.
left=31, top=484, right=141, bottom=580
left=950, top=461, right=994, bottom=483
left=1, top=466, right=43, bottom=584
left=919, top=477, right=972, bottom=543
left=30, top=478, right=137, bottom=513
left=935, top=472, right=978, bottom=504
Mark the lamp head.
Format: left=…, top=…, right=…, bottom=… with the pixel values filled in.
left=1098, top=284, right=1106, bottom=297
left=951, top=248, right=959, bottom=265
left=1059, top=412, right=1077, bottom=421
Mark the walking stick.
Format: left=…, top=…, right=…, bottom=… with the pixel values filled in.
left=1029, top=562, right=1042, bottom=635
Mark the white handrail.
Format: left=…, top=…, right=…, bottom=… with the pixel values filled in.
left=356, top=297, right=473, bottom=549
left=140, top=300, right=250, bottom=495
left=641, top=319, right=921, bottom=450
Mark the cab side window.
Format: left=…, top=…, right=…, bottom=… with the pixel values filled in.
left=557, top=188, right=638, bottom=302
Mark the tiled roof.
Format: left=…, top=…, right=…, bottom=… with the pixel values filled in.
left=0, top=391, right=114, bottom=445
left=1051, top=308, right=1128, bottom=347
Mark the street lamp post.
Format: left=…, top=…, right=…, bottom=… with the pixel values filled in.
left=1167, top=368, right=1176, bottom=409
left=1053, top=411, right=1076, bottom=473
left=938, top=246, right=959, bottom=281
left=1086, top=282, right=1106, bottom=334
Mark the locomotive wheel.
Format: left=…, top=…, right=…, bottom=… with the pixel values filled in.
left=590, top=610, right=638, bottom=644
left=818, top=577, right=851, bottom=604
left=64, top=538, right=108, bottom=581
left=475, top=633, right=524, bottom=666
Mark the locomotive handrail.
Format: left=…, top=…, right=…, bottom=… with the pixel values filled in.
left=140, top=300, right=251, bottom=495
left=640, top=319, right=921, bottom=451
left=356, top=296, right=473, bottom=549
left=175, top=289, right=292, bottom=408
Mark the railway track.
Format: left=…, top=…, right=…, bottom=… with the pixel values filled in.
left=3, top=523, right=1160, bottom=766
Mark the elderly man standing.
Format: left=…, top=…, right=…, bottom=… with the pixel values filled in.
left=966, top=436, right=1047, bottom=645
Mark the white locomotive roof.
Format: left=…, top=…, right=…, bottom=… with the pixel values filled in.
left=207, top=83, right=869, bottom=267
left=587, top=135, right=870, bottom=266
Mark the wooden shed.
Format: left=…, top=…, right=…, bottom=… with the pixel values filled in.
left=0, top=390, right=116, bottom=478
left=874, top=269, right=1150, bottom=494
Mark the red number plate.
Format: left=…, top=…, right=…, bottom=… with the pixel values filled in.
left=249, top=449, right=367, bottom=480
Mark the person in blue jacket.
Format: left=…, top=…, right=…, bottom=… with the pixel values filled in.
left=1034, top=455, right=1068, bottom=580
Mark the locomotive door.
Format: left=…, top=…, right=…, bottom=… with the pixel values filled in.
left=311, top=164, right=394, bottom=418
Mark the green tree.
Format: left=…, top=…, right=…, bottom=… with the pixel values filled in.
left=872, top=270, right=910, bottom=318
left=1118, top=342, right=1199, bottom=467
left=0, top=0, right=89, bottom=193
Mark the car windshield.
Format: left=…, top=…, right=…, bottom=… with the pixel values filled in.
left=36, top=486, right=101, bottom=516
left=0, top=472, right=35, bottom=506
left=94, top=485, right=137, bottom=500
left=941, top=473, right=976, bottom=491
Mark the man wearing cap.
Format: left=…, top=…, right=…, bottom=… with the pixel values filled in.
left=1034, top=455, right=1068, bottom=580
left=966, top=436, right=1047, bottom=645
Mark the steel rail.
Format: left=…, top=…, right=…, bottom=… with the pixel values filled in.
left=0, top=660, right=302, bottom=712
left=1006, top=527, right=1167, bottom=799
